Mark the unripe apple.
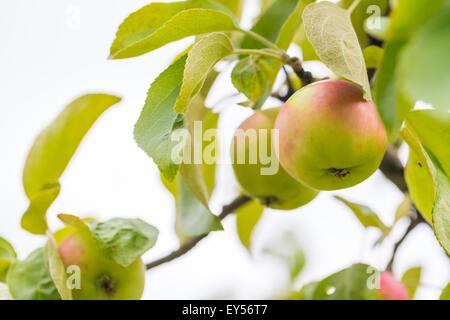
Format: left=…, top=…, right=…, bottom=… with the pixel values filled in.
left=231, top=108, right=318, bottom=210
left=379, top=272, right=410, bottom=300
left=58, top=231, right=145, bottom=300
left=275, top=80, right=387, bottom=190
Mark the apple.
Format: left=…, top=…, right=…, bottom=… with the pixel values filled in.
left=379, top=272, right=410, bottom=300
left=58, top=231, right=145, bottom=300
left=275, top=80, right=387, bottom=190
left=231, top=107, right=318, bottom=210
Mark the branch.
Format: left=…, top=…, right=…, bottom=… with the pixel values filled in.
left=146, top=195, right=252, bottom=270
left=386, top=211, right=424, bottom=271
left=282, top=54, right=316, bottom=86
left=379, top=145, right=408, bottom=192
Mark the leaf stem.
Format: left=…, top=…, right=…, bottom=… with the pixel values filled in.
left=237, top=29, right=283, bottom=52
left=145, top=195, right=252, bottom=270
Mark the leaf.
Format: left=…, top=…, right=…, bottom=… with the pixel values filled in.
left=431, top=169, right=450, bottom=256
left=7, top=248, right=60, bottom=300
left=397, top=7, right=450, bottom=113
left=110, top=1, right=237, bottom=59
left=236, top=199, right=264, bottom=250
left=401, top=266, right=421, bottom=299
left=134, top=56, right=186, bottom=181
left=387, top=0, right=446, bottom=41
left=161, top=99, right=221, bottom=240
left=0, top=237, right=16, bottom=282
left=440, top=282, right=450, bottom=300
left=363, top=45, right=383, bottom=69
left=22, top=94, right=121, bottom=235
left=341, top=0, right=388, bottom=46
left=394, top=195, right=412, bottom=224
left=302, top=1, right=371, bottom=100
left=179, top=96, right=219, bottom=209
left=46, top=234, right=72, bottom=300
left=407, top=110, right=450, bottom=177
left=21, top=183, right=60, bottom=235
left=372, top=40, right=405, bottom=140
left=276, top=0, right=315, bottom=50
left=294, top=24, right=319, bottom=61
left=91, top=218, right=159, bottom=268
left=335, top=196, right=390, bottom=234
left=177, top=175, right=223, bottom=236
left=402, top=125, right=435, bottom=223
left=240, top=0, right=299, bottom=50
left=301, top=264, right=380, bottom=300
left=231, top=56, right=271, bottom=104
left=174, top=33, right=233, bottom=113
left=401, top=124, right=450, bottom=254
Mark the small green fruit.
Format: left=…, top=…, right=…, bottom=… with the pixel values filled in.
left=58, top=231, right=145, bottom=300
left=231, top=108, right=317, bottom=209
left=275, top=80, right=387, bottom=190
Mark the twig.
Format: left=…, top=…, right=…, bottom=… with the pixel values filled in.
left=146, top=195, right=251, bottom=270
left=386, top=212, right=423, bottom=271
left=379, top=145, right=408, bottom=192
left=282, top=54, right=315, bottom=86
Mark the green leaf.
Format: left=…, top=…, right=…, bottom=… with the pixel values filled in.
left=134, top=56, right=186, bottom=181
left=397, top=7, right=450, bottom=113
left=179, top=96, right=219, bottom=209
left=407, top=110, right=450, bottom=177
left=22, top=94, right=121, bottom=235
left=341, top=0, right=388, bottom=46
left=276, top=0, right=315, bottom=50
left=294, top=24, right=319, bottom=61
left=240, top=0, right=299, bottom=50
left=402, top=125, right=435, bottom=223
left=0, top=237, right=16, bottom=282
left=178, top=175, right=223, bottom=236
left=401, top=266, right=421, bottom=299
left=231, top=56, right=271, bottom=104
left=372, top=40, right=405, bottom=140
left=161, top=98, right=221, bottom=240
left=110, top=1, right=237, bottom=59
left=394, top=195, right=412, bottom=224
left=431, top=169, right=450, bottom=256
left=302, top=1, right=372, bottom=100
left=22, top=183, right=60, bottom=235
left=301, top=264, right=380, bottom=300
left=46, top=234, right=72, bottom=300
left=401, top=124, right=450, bottom=254
left=91, top=218, right=159, bottom=268
left=440, top=282, right=450, bottom=300
left=335, top=196, right=390, bottom=234
left=7, top=248, right=60, bottom=300
left=363, top=45, right=383, bottom=69
left=174, top=33, right=233, bottom=113
left=236, top=199, right=264, bottom=250
left=387, top=0, right=446, bottom=41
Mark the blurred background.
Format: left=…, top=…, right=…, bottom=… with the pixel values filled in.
left=0, top=0, right=448, bottom=299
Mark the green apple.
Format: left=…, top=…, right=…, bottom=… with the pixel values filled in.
left=231, top=107, right=318, bottom=210
left=58, top=230, right=145, bottom=300
left=275, top=80, right=387, bottom=190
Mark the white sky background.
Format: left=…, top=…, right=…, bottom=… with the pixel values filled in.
left=0, top=0, right=448, bottom=299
